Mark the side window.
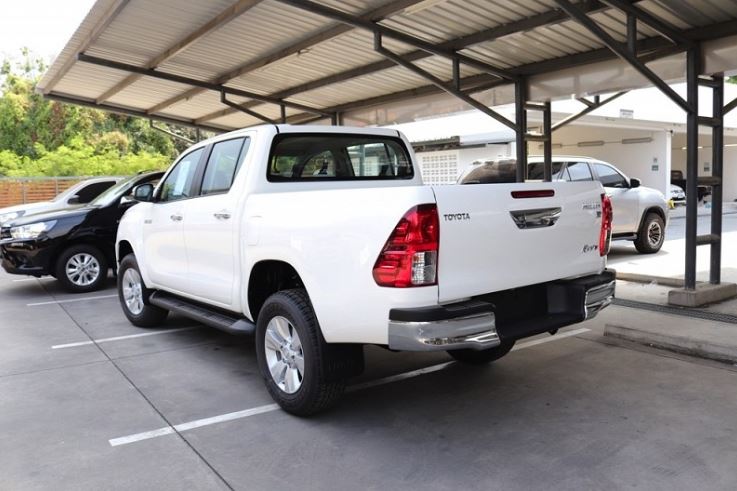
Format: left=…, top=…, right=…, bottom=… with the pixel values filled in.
left=201, top=138, right=248, bottom=195
left=566, top=162, right=594, bottom=182
left=74, top=181, right=116, bottom=203
left=159, top=148, right=204, bottom=202
left=593, top=163, right=628, bottom=188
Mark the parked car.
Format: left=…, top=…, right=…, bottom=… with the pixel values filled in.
left=116, top=125, right=614, bottom=415
left=0, top=177, right=121, bottom=225
left=461, top=156, right=669, bottom=254
left=670, top=169, right=711, bottom=202
left=0, top=171, right=163, bottom=292
left=670, top=184, right=686, bottom=206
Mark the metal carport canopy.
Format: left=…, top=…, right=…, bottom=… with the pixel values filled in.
left=38, top=0, right=737, bottom=133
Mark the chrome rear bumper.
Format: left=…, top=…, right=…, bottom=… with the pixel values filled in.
left=388, top=311, right=499, bottom=352
left=387, top=269, right=615, bottom=352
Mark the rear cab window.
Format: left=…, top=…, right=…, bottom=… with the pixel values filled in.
left=267, top=134, right=413, bottom=181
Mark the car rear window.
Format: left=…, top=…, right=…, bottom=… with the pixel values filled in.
left=267, top=134, right=413, bottom=181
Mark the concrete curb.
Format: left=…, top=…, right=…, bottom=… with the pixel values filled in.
left=616, top=272, right=685, bottom=287
left=605, top=323, right=737, bottom=365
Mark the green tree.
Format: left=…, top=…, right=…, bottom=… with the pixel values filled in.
left=0, top=48, right=203, bottom=177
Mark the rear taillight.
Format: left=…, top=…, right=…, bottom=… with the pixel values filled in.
left=599, top=193, right=613, bottom=256
left=373, top=204, right=439, bottom=287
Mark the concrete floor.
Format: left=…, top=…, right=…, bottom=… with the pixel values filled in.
left=2, top=270, right=737, bottom=490
left=608, top=212, right=737, bottom=283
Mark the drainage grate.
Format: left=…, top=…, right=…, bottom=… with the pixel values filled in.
left=613, top=298, right=737, bottom=325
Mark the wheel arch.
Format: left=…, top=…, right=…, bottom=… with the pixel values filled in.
left=247, top=260, right=307, bottom=322
left=117, top=240, right=134, bottom=264
left=638, top=206, right=666, bottom=233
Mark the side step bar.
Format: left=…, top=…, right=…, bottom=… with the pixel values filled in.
left=149, top=292, right=255, bottom=336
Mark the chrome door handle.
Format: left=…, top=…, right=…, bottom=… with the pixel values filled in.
left=170, top=214, right=183, bottom=222
left=213, top=211, right=231, bottom=220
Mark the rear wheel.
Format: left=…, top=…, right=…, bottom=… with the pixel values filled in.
left=117, top=253, right=168, bottom=327
left=55, top=244, right=108, bottom=293
left=447, top=340, right=515, bottom=365
left=634, top=213, right=665, bottom=254
left=256, top=289, right=347, bottom=416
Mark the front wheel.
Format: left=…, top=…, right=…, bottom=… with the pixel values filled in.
left=55, top=244, right=108, bottom=293
left=447, top=339, right=515, bottom=365
left=117, top=254, right=168, bottom=327
left=634, top=213, right=665, bottom=254
left=256, top=289, right=346, bottom=416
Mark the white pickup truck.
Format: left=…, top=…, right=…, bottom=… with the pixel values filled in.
left=116, top=125, right=615, bottom=415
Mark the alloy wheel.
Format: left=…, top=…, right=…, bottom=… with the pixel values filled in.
left=264, top=316, right=304, bottom=394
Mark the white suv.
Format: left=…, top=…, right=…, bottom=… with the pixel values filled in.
left=528, top=156, right=668, bottom=253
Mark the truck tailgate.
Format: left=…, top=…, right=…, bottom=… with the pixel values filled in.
left=433, top=182, right=606, bottom=303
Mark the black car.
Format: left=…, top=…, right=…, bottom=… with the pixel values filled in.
left=0, top=171, right=163, bottom=293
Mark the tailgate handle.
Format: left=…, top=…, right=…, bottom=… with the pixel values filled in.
left=510, top=207, right=561, bottom=229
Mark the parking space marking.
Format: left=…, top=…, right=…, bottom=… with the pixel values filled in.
left=109, top=404, right=280, bottom=447
left=27, top=294, right=117, bottom=306
left=52, top=327, right=201, bottom=349
left=108, top=327, right=591, bottom=447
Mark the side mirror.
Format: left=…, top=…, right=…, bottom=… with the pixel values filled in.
left=132, top=183, right=155, bottom=202
left=67, top=195, right=81, bottom=205
left=629, top=178, right=641, bottom=188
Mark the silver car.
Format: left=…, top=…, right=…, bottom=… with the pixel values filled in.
left=0, top=177, right=121, bottom=225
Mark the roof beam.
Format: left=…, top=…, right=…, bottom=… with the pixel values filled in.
left=46, top=93, right=229, bottom=133
left=145, top=0, right=425, bottom=114
left=285, top=25, right=724, bottom=123
left=275, top=0, right=517, bottom=81
left=554, top=0, right=691, bottom=113
left=41, top=0, right=131, bottom=95
left=192, top=0, right=611, bottom=124
left=96, top=0, right=263, bottom=104
left=599, top=0, right=693, bottom=46
left=77, top=53, right=332, bottom=116
left=374, top=33, right=516, bottom=129
left=551, top=92, right=627, bottom=130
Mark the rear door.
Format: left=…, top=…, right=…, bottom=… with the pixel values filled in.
left=182, top=137, right=249, bottom=306
left=144, top=148, right=204, bottom=288
left=433, top=181, right=606, bottom=303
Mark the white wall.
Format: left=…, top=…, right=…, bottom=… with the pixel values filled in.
left=547, top=124, right=672, bottom=196
left=457, top=144, right=511, bottom=169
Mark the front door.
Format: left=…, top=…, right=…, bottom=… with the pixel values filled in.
left=590, top=162, right=640, bottom=235
left=143, top=148, right=204, bottom=289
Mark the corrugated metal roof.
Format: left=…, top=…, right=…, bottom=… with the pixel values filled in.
left=39, top=0, right=737, bottom=132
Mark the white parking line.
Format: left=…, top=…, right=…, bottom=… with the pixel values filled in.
left=52, top=326, right=201, bottom=349
left=512, top=327, right=590, bottom=350
left=108, top=327, right=590, bottom=447
left=27, top=294, right=117, bottom=306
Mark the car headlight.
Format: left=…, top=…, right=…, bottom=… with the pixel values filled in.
left=9, top=220, right=57, bottom=240
left=0, top=211, right=24, bottom=225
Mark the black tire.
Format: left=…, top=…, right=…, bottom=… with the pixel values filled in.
left=447, top=339, right=515, bottom=365
left=117, top=253, right=168, bottom=327
left=255, top=289, right=346, bottom=416
left=55, top=244, right=108, bottom=293
left=634, top=212, right=665, bottom=254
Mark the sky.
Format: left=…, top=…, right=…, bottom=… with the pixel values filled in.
left=0, top=0, right=96, bottom=61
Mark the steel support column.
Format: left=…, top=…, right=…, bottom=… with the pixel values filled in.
left=710, top=74, right=724, bottom=284
left=543, top=101, right=552, bottom=182
left=515, top=79, right=528, bottom=182
left=684, top=46, right=699, bottom=289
